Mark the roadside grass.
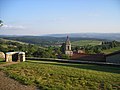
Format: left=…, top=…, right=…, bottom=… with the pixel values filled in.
left=72, top=40, right=102, bottom=46
left=102, top=46, right=120, bottom=54
left=0, top=58, right=6, bottom=64
left=1, top=60, right=120, bottom=90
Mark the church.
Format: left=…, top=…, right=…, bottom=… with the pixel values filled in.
left=63, top=36, right=73, bottom=56
left=62, top=36, right=106, bottom=62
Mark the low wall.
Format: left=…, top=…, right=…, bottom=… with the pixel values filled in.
left=71, top=53, right=106, bottom=62
left=26, top=57, right=120, bottom=67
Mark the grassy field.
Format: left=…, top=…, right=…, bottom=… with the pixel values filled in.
left=72, top=40, right=102, bottom=46
left=1, top=60, right=120, bottom=90
left=0, top=58, right=5, bottom=64
left=102, top=46, right=120, bottom=54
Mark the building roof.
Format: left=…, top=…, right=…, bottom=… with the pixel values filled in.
left=106, top=50, right=120, bottom=57
left=65, top=36, right=71, bottom=45
left=6, top=52, right=25, bottom=55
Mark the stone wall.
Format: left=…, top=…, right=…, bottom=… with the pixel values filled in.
left=0, top=52, right=5, bottom=59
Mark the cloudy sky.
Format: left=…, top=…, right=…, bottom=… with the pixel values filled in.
left=0, top=0, right=120, bottom=35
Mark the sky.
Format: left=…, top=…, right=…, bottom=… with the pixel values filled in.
left=0, top=0, right=120, bottom=35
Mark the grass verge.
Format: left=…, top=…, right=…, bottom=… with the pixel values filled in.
left=0, top=58, right=6, bottom=64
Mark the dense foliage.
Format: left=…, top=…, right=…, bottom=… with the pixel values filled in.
left=0, top=20, right=3, bottom=27
left=0, top=38, right=56, bottom=58
left=73, top=40, right=120, bottom=54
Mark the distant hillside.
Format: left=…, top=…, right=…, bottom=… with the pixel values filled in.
left=46, top=33, right=120, bottom=41
left=0, top=38, right=47, bottom=57
left=102, top=46, right=120, bottom=54
left=0, top=38, right=28, bottom=44
left=0, top=36, right=106, bottom=46
left=72, top=40, right=102, bottom=46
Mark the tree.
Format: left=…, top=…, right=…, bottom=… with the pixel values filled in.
left=0, top=20, right=3, bottom=27
left=60, top=43, right=65, bottom=54
left=33, top=48, right=51, bottom=58
left=59, top=54, right=70, bottom=59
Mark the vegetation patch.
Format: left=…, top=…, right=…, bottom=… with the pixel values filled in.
left=72, top=40, right=102, bottom=46
left=102, top=46, right=120, bottom=54
left=0, top=58, right=6, bottom=64
left=1, top=60, right=120, bottom=90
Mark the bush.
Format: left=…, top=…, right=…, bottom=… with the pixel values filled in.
left=59, top=54, right=70, bottom=59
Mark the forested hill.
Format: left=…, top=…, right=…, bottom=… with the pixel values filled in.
left=0, top=38, right=54, bottom=58
left=0, top=36, right=106, bottom=46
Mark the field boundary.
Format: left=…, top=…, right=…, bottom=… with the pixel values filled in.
left=26, top=57, right=120, bottom=67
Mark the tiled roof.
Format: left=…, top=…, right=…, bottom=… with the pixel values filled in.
left=6, top=52, right=25, bottom=55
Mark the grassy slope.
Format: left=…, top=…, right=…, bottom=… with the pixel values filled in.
left=0, top=58, right=5, bottom=64
left=1, top=60, right=120, bottom=90
left=0, top=38, right=28, bottom=44
left=102, top=46, right=120, bottom=54
left=72, top=40, right=102, bottom=46
left=0, top=38, right=45, bottom=50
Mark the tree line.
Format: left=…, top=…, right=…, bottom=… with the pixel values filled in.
left=0, top=38, right=69, bottom=59
left=73, top=40, right=120, bottom=54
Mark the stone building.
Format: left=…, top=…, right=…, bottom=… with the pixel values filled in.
left=106, top=50, right=120, bottom=64
left=64, top=36, right=73, bottom=56
left=0, top=52, right=5, bottom=59
left=5, top=52, right=25, bottom=62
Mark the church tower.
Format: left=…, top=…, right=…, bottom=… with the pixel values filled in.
left=64, top=36, right=73, bottom=56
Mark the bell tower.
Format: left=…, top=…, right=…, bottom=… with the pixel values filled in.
left=64, top=36, right=73, bottom=56
left=65, top=36, right=71, bottom=50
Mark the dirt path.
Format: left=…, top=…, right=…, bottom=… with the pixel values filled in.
left=0, top=62, right=39, bottom=90
left=0, top=62, right=19, bottom=67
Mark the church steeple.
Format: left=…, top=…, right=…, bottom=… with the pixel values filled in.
left=62, top=36, right=73, bottom=56
left=65, top=36, right=71, bottom=51
left=65, top=36, right=71, bottom=45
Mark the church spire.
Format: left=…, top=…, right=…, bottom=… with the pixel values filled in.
left=64, top=35, right=73, bottom=56
left=65, top=35, right=71, bottom=45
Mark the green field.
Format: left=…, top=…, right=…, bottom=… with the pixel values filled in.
left=102, top=46, right=120, bottom=54
left=1, top=60, right=120, bottom=90
left=72, top=40, right=102, bottom=46
left=0, top=58, right=5, bottom=64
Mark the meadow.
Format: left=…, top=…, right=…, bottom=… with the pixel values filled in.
left=72, top=40, right=102, bottom=46
left=102, top=46, right=120, bottom=54
left=1, top=60, right=120, bottom=90
left=0, top=58, right=6, bottom=64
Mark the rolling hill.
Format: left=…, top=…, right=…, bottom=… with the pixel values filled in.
left=0, top=36, right=106, bottom=46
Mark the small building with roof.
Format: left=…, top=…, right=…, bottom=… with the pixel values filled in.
left=5, top=52, right=25, bottom=62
